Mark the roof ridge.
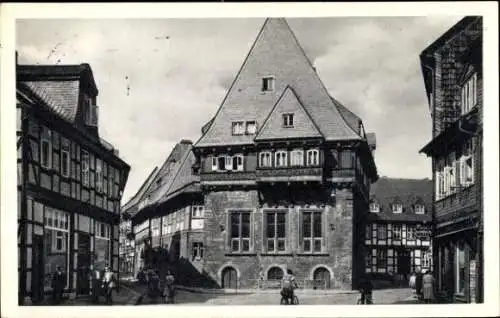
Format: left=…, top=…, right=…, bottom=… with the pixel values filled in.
left=330, top=97, right=362, bottom=138
left=194, top=18, right=269, bottom=147
left=122, top=166, right=159, bottom=210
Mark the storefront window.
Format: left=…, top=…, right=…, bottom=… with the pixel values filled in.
left=456, top=243, right=465, bottom=295
left=43, top=207, right=70, bottom=290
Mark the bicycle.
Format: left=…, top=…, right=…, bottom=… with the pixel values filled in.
left=280, top=295, right=299, bottom=305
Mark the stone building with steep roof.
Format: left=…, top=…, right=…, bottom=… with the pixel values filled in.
left=191, top=18, right=378, bottom=290
left=16, top=61, right=130, bottom=304
left=364, top=177, right=433, bottom=281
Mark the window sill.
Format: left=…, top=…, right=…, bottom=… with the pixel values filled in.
left=260, top=252, right=293, bottom=256
left=295, top=253, right=329, bottom=256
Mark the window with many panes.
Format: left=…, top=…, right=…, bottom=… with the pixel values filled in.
left=377, top=249, right=387, bottom=268
left=275, top=151, right=288, bottom=167
left=192, top=242, right=204, bottom=261
left=232, top=121, right=245, bottom=135
left=302, top=211, right=322, bottom=253
left=264, top=211, right=286, bottom=253
left=82, top=150, right=90, bottom=187
left=259, top=152, right=272, bottom=167
left=306, top=149, right=319, bottom=166
left=96, top=158, right=103, bottom=192
left=282, top=113, right=294, bottom=128
left=407, top=225, right=416, bottom=240
left=41, top=128, right=52, bottom=169
left=377, top=224, right=387, bottom=240
left=393, top=224, right=402, bottom=240
left=392, top=204, right=403, bottom=214
left=230, top=211, right=251, bottom=253
left=340, top=150, right=353, bottom=168
left=61, top=137, right=70, bottom=177
left=461, top=72, right=477, bottom=115
left=290, top=149, right=304, bottom=166
left=365, top=224, right=371, bottom=240
left=192, top=206, right=204, bottom=218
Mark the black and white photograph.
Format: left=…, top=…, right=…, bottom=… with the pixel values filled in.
left=1, top=2, right=498, bottom=318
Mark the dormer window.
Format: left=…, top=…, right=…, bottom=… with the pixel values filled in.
left=246, top=121, right=257, bottom=135
left=232, top=121, right=244, bottom=135
left=83, top=95, right=98, bottom=127
left=262, top=76, right=275, bottom=92
left=370, top=202, right=380, bottom=213
left=392, top=204, right=403, bottom=214
left=461, top=72, right=478, bottom=115
left=283, top=113, right=294, bottom=128
left=415, top=205, right=425, bottom=214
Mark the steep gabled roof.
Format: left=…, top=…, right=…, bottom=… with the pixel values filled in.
left=366, top=177, right=433, bottom=223
left=195, top=18, right=361, bottom=147
left=255, top=86, right=322, bottom=141
left=122, top=166, right=160, bottom=215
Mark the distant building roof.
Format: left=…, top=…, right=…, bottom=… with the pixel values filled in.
left=122, top=166, right=160, bottom=217
left=366, top=177, right=433, bottom=223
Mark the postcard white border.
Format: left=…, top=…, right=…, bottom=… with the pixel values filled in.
left=1, top=2, right=498, bottom=318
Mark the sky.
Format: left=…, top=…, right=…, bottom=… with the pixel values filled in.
left=16, top=16, right=463, bottom=203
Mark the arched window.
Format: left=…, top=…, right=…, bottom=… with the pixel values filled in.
left=267, top=266, right=284, bottom=280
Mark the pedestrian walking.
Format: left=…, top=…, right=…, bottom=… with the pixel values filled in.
left=409, top=272, right=416, bottom=290
left=51, top=266, right=65, bottom=305
left=91, top=266, right=102, bottom=304
left=422, top=270, right=435, bottom=303
left=102, top=264, right=116, bottom=305
left=415, top=268, right=423, bottom=300
left=164, top=270, right=175, bottom=304
left=357, top=275, right=373, bottom=304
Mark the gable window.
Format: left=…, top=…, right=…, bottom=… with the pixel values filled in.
left=393, top=224, right=402, bottom=240
left=61, top=138, right=70, bottom=177
left=264, top=211, right=286, bottom=253
left=290, top=149, right=304, bottom=166
left=306, top=149, right=319, bottom=166
left=414, top=205, right=425, bottom=214
left=192, top=206, right=204, bottom=218
left=246, top=121, right=257, bottom=135
left=282, top=113, right=294, bottom=128
left=461, top=72, right=477, bottom=115
left=259, top=152, right=272, bottom=168
left=302, top=211, right=323, bottom=253
left=230, top=211, right=251, bottom=253
left=377, top=224, right=387, bottom=240
left=370, top=202, right=380, bottom=213
left=84, top=95, right=98, bottom=127
left=232, top=154, right=244, bottom=171
left=275, top=150, right=288, bottom=167
left=232, top=121, right=245, bottom=135
left=262, top=76, right=275, bottom=92
left=41, top=128, right=52, bottom=169
left=392, top=204, right=403, bottom=214
left=82, top=150, right=90, bottom=187
left=96, top=158, right=103, bottom=192
left=192, top=242, right=204, bottom=261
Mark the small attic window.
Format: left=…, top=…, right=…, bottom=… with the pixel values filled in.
left=392, top=204, right=403, bottom=214
left=415, top=205, right=425, bottom=214
left=369, top=202, right=380, bottom=213
left=232, top=121, right=244, bottom=135
left=246, top=121, right=257, bottom=135
left=262, top=76, right=275, bottom=92
left=282, top=113, right=294, bottom=128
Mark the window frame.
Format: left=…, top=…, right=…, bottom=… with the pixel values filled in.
left=81, top=150, right=90, bottom=187
left=377, top=224, right=387, bottom=240
left=392, top=204, right=403, bottom=214
left=392, top=224, right=402, bottom=240
left=290, top=149, right=304, bottom=167
left=275, top=150, right=288, bottom=168
left=231, top=121, right=245, bottom=136
left=306, top=149, right=320, bottom=166
left=461, top=72, right=478, bottom=116
left=377, top=249, right=387, bottom=269
left=96, top=158, right=103, bottom=193
left=264, top=210, right=287, bottom=253
left=245, top=121, right=257, bottom=135
left=192, top=242, right=204, bottom=261
left=407, top=225, right=416, bottom=241
left=229, top=211, right=251, bottom=253
left=370, top=202, right=380, bottom=213
left=414, top=205, right=425, bottom=214
left=60, top=138, right=70, bottom=177
left=40, top=130, right=52, bottom=170
left=232, top=154, right=244, bottom=171
left=282, top=113, right=294, bottom=128
left=301, top=210, right=323, bottom=253
left=259, top=151, right=272, bottom=168
left=192, top=206, right=205, bottom=219
left=262, top=76, right=275, bottom=92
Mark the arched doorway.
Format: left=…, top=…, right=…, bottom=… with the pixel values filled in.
left=221, top=266, right=238, bottom=289
left=313, top=267, right=331, bottom=289
left=267, top=266, right=284, bottom=280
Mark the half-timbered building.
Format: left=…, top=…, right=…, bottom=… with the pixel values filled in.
left=16, top=61, right=130, bottom=304
left=364, top=177, right=433, bottom=281
left=420, top=16, right=483, bottom=303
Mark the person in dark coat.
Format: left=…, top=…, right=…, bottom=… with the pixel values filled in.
left=51, top=266, right=65, bottom=304
left=415, top=268, right=424, bottom=300
left=358, top=275, right=373, bottom=304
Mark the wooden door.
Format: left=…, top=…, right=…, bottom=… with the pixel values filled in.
left=222, top=267, right=237, bottom=289
left=77, top=233, right=91, bottom=295
left=313, top=267, right=331, bottom=289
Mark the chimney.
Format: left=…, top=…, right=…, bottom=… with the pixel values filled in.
left=180, top=139, right=193, bottom=145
